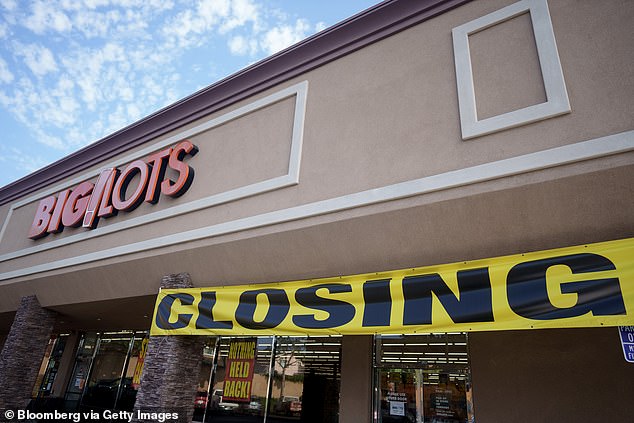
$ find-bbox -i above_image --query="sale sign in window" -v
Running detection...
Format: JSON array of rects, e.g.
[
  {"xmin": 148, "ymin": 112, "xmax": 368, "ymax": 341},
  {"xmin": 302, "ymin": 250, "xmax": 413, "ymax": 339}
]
[{"xmin": 223, "ymin": 338, "xmax": 256, "ymax": 402}]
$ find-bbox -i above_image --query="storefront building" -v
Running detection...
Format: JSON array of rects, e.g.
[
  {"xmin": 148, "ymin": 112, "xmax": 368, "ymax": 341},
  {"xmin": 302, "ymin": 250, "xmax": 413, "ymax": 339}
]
[{"xmin": 0, "ymin": 0, "xmax": 633, "ymax": 422}]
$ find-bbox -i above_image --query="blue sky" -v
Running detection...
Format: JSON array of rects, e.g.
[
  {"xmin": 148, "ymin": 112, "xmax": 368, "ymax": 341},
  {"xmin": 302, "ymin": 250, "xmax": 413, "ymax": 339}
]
[{"xmin": 0, "ymin": 0, "xmax": 378, "ymax": 188}]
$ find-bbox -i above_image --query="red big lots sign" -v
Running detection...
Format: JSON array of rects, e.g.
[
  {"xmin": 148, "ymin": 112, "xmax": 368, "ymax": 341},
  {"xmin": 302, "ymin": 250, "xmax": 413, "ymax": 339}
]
[{"xmin": 28, "ymin": 140, "xmax": 198, "ymax": 239}]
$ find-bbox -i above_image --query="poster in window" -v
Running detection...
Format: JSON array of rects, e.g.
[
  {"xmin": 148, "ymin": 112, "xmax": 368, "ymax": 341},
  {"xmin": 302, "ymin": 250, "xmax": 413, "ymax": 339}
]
[{"xmin": 223, "ymin": 338, "xmax": 256, "ymax": 402}]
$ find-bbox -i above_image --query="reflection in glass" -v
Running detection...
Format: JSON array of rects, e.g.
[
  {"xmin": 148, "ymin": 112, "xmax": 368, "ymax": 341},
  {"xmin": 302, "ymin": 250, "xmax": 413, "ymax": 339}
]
[
  {"xmin": 374, "ymin": 333, "xmax": 474, "ymax": 423},
  {"xmin": 117, "ymin": 336, "xmax": 147, "ymax": 410},
  {"xmin": 65, "ymin": 333, "xmax": 98, "ymax": 410},
  {"xmin": 199, "ymin": 336, "xmax": 272, "ymax": 423},
  {"xmin": 268, "ymin": 336, "xmax": 341, "ymax": 423},
  {"xmin": 197, "ymin": 336, "xmax": 342, "ymax": 423},
  {"xmin": 76, "ymin": 332, "xmax": 148, "ymax": 412},
  {"xmin": 32, "ymin": 335, "xmax": 68, "ymax": 399}
]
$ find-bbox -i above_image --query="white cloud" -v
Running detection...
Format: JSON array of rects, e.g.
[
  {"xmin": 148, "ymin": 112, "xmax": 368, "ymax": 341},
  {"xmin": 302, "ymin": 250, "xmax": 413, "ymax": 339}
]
[
  {"xmin": 228, "ymin": 34, "xmax": 259, "ymax": 56},
  {"xmin": 107, "ymin": 103, "xmax": 128, "ymax": 133},
  {"xmin": 76, "ymin": 75, "xmax": 100, "ymax": 110},
  {"xmin": 0, "ymin": 56, "xmax": 13, "ymax": 83},
  {"xmin": 220, "ymin": 0, "xmax": 259, "ymax": 34},
  {"xmin": 32, "ymin": 127, "xmax": 66, "ymax": 150},
  {"xmin": 0, "ymin": 0, "xmax": 331, "ymax": 166},
  {"xmin": 24, "ymin": 1, "xmax": 72, "ymax": 34},
  {"xmin": 0, "ymin": 22, "xmax": 8, "ymax": 39},
  {"xmin": 0, "ymin": 0, "xmax": 17, "ymax": 11},
  {"xmin": 72, "ymin": 9, "xmax": 117, "ymax": 38},
  {"xmin": 199, "ymin": 0, "xmax": 231, "ymax": 23},
  {"xmin": 81, "ymin": 0, "xmax": 111, "ymax": 9},
  {"xmin": 101, "ymin": 42, "xmax": 125, "ymax": 62},
  {"xmin": 0, "ymin": 145, "xmax": 50, "ymax": 173},
  {"xmin": 315, "ymin": 21, "xmax": 327, "ymax": 32},
  {"xmin": 59, "ymin": 42, "xmax": 129, "ymax": 110},
  {"xmin": 119, "ymin": 85, "xmax": 133, "ymax": 101},
  {"xmin": 17, "ymin": 44, "xmax": 58, "ymax": 77},
  {"xmin": 126, "ymin": 102, "xmax": 141, "ymax": 120},
  {"xmin": 163, "ymin": 0, "xmax": 259, "ymax": 49},
  {"xmin": 261, "ymin": 18, "xmax": 311, "ymax": 55},
  {"xmin": 228, "ymin": 35, "xmax": 248, "ymax": 55}
]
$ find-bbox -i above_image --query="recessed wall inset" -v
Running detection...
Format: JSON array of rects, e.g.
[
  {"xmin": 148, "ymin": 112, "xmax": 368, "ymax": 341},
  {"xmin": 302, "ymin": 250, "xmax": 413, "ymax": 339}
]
[
  {"xmin": 452, "ymin": 0, "xmax": 570, "ymax": 139},
  {"xmin": 469, "ymin": 11, "xmax": 546, "ymax": 120}
]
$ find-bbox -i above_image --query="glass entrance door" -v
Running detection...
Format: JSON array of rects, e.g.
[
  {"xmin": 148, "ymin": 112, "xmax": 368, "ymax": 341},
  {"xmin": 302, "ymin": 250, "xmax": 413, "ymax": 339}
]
[
  {"xmin": 197, "ymin": 336, "xmax": 342, "ymax": 423},
  {"xmin": 64, "ymin": 331, "xmax": 148, "ymax": 412},
  {"xmin": 376, "ymin": 368, "xmax": 424, "ymax": 422},
  {"xmin": 374, "ymin": 334, "xmax": 475, "ymax": 423}
]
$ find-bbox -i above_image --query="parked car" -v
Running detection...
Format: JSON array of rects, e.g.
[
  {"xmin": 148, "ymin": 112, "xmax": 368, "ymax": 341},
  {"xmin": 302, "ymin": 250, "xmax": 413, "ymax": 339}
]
[
  {"xmin": 82, "ymin": 377, "xmax": 137, "ymax": 411},
  {"xmin": 194, "ymin": 391, "xmax": 208, "ymax": 409},
  {"xmin": 281, "ymin": 396, "xmax": 302, "ymax": 416},
  {"xmin": 210, "ymin": 389, "xmax": 239, "ymax": 411},
  {"xmin": 248, "ymin": 396, "xmax": 263, "ymax": 413}
]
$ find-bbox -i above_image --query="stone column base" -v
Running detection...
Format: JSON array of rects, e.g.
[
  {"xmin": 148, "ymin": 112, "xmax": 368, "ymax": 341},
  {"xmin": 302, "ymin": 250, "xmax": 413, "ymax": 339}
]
[
  {"xmin": 0, "ymin": 295, "xmax": 57, "ymax": 410},
  {"xmin": 133, "ymin": 273, "xmax": 204, "ymax": 423}
]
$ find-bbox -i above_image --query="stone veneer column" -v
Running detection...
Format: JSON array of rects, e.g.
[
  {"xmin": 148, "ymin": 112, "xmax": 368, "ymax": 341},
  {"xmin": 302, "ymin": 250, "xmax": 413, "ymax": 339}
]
[
  {"xmin": 133, "ymin": 273, "xmax": 204, "ymax": 423},
  {"xmin": 0, "ymin": 295, "xmax": 57, "ymax": 410}
]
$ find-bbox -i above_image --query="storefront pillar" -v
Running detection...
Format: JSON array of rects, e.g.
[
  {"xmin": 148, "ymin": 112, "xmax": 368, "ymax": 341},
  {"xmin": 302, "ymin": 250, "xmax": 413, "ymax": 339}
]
[
  {"xmin": 50, "ymin": 331, "xmax": 80, "ymax": 398},
  {"xmin": 339, "ymin": 335, "xmax": 373, "ymax": 423},
  {"xmin": 0, "ymin": 295, "xmax": 57, "ymax": 410},
  {"xmin": 133, "ymin": 273, "xmax": 204, "ymax": 423}
]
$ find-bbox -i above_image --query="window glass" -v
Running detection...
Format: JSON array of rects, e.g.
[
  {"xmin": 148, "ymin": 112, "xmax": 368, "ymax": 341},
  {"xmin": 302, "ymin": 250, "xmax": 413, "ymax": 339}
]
[
  {"xmin": 117, "ymin": 334, "xmax": 148, "ymax": 411},
  {"xmin": 81, "ymin": 334, "xmax": 132, "ymax": 410},
  {"xmin": 200, "ymin": 336, "xmax": 342, "ymax": 423},
  {"xmin": 65, "ymin": 333, "xmax": 98, "ymax": 410},
  {"xmin": 268, "ymin": 336, "xmax": 341, "ymax": 423},
  {"xmin": 32, "ymin": 335, "xmax": 67, "ymax": 398},
  {"xmin": 193, "ymin": 337, "xmax": 218, "ymax": 421},
  {"xmin": 375, "ymin": 333, "xmax": 474, "ymax": 423},
  {"xmin": 76, "ymin": 331, "xmax": 148, "ymax": 412},
  {"xmin": 204, "ymin": 336, "xmax": 273, "ymax": 422}
]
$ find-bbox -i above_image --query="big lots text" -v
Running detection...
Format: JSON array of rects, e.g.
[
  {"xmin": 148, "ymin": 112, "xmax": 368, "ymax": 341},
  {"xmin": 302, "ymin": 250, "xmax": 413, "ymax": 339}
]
[{"xmin": 28, "ymin": 140, "xmax": 198, "ymax": 239}]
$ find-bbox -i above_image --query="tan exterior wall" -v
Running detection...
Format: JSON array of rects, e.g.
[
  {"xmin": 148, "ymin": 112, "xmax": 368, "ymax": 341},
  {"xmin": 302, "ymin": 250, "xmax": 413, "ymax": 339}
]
[
  {"xmin": 340, "ymin": 335, "xmax": 373, "ymax": 423},
  {"xmin": 469, "ymin": 327, "xmax": 634, "ymax": 423}
]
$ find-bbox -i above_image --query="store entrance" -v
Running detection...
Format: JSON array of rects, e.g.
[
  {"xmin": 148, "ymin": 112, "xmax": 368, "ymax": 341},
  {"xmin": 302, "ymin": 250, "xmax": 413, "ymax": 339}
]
[
  {"xmin": 374, "ymin": 334, "xmax": 474, "ymax": 423},
  {"xmin": 64, "ymin": 331, "xmax": 148, "ymax": 412},
  {"xmin": 196, "ymin": 335, "xmax": 342, "ymax": 423}
]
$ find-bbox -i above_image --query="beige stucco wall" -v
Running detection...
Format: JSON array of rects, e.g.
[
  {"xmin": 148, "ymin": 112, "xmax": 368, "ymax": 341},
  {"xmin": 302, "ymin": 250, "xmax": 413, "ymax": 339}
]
[
  {"xmin": 469, "ymin": 327, "xmax": 634, "ymax": 422},
  {"xmin": 340, "ymin": 335, "xmax": 373, "ymax": 423},
  {"xmin": 0, "ymin": 0, "xmax": 632, "ymax": 321}
]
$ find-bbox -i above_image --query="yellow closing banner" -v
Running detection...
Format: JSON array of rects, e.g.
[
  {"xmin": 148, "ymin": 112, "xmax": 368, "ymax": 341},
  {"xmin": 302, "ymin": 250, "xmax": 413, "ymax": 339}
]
[{"xmin": 151, "ymin": 237, "xmax": 634, "ymax": 336}]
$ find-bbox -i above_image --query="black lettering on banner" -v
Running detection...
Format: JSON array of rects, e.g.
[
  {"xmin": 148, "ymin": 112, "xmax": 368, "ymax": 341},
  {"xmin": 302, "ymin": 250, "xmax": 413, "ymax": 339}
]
[
  {"xmin": 293, "ymin": 283, "xmax": 355, "ymax": 329},
  {"xmin": 506, "ymin": 253, "xmax": 626, "ymax": 320},
  {"xmin": 155, "ymin": 293, "xmax": 194, "ymax": 329},
  {"xmin": 196, "ymin": 291, "xmax": 233, "ymax": 330},
  {"xmin": 402, "ymin": 268, "xmax": 494, "ymax": 325},
  {"xmin": 236, "ymin": 289, "xmax": 290, "ymax": 330},
  {"xmin": 362, "ymin": 279, "xmax": 392, "ymax": 327}
]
